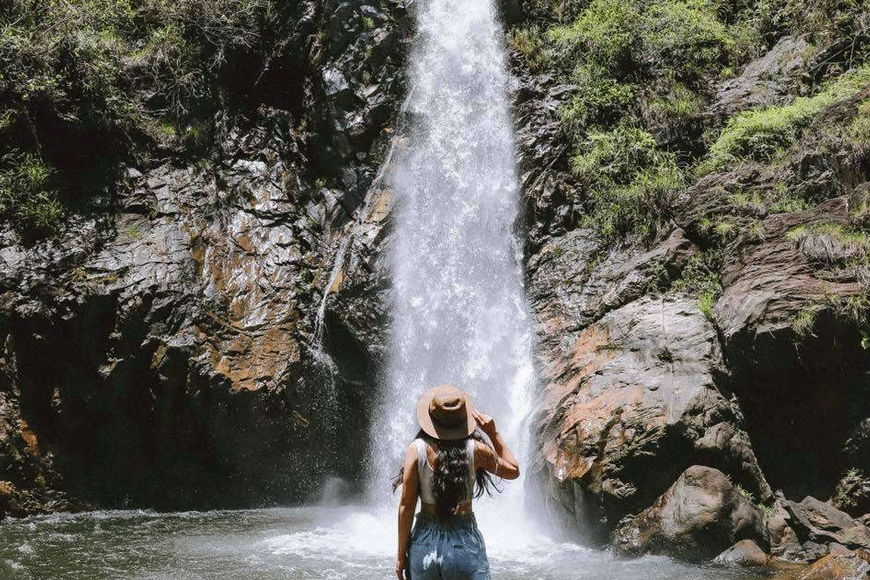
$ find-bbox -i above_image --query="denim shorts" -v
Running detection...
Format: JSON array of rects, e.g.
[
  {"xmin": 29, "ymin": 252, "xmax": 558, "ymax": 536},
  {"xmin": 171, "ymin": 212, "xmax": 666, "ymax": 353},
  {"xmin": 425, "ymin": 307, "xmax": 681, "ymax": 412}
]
[{"xmin": 408, "ymin": 512, "xmax": 490, "ymax": 580}]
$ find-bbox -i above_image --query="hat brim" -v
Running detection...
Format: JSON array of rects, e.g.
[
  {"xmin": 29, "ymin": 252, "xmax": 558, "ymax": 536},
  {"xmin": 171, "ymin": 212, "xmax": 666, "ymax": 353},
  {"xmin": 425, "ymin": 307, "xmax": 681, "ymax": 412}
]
[{"xmin": 416, "ymin": 385, "xmax": 476, "ymax": 440}]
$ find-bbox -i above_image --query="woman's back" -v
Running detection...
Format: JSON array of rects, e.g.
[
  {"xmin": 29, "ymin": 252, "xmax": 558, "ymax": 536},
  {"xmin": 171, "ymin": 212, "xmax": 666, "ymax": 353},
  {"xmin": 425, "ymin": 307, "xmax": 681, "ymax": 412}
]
[{"xmin": 414, "ymin": 438, "xmax": 475, "ymax": 506}]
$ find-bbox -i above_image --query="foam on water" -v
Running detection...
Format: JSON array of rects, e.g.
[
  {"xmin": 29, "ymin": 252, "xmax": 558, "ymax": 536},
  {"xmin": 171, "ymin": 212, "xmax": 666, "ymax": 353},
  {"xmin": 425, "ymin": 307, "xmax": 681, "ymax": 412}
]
[{"xmin": 0, "ymin": 508, "xmax": 764, "ymax": 579}]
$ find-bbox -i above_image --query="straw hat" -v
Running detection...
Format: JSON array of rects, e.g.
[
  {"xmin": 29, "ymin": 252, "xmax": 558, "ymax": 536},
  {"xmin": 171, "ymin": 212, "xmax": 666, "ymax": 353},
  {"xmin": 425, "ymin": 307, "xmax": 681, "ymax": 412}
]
[{"xmin": 417, "ymin": 384, "xmax": 476, "ymax": 440}]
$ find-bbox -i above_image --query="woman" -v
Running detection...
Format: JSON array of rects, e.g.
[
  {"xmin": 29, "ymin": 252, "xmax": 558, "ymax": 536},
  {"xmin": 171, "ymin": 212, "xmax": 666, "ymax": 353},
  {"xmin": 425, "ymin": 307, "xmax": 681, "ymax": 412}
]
[{"xmin": 394, "ymin": 383, "xmax": 520, "ymax": 580}]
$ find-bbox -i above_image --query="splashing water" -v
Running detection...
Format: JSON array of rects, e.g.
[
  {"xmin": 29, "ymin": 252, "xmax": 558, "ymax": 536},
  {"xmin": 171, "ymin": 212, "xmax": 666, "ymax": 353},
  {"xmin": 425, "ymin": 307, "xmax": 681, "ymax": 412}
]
[
  {"xmin": 0, "ymin": 509, "xmax": 764, "ymax": 580},
  {"xmin": 369, "ymin": 0, "xmax": 535, "ymax": 508}
]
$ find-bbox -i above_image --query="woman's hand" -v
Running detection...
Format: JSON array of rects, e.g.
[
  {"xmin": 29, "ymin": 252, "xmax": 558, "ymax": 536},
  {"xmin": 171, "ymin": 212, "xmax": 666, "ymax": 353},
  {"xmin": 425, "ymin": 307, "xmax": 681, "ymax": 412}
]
[
  {"xmin": 396, "ymin": 554, "xmax": 407, "ymax": 580},
  {"xmin": 473, "ymin": 409, "xmax": 497, "ymax": 439}
]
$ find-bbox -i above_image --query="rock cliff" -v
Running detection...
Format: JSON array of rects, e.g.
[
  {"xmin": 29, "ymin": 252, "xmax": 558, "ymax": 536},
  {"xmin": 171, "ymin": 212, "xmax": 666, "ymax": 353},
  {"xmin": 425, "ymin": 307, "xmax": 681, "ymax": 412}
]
[
  {"xmin": 515, "ymin": 0, "xmax": 870, "ymax": 565},
  {"xmin": 0, "ymin": 0, "xmax": 408, "ymax": 514}
]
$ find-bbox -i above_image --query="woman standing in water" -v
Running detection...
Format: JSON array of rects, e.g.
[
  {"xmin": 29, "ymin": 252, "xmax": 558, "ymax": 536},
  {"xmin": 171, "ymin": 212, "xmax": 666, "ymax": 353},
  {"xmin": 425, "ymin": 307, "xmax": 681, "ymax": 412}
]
[{"xmin": 394, "ymin": 383, "xmax": 520, "ymax": 580}]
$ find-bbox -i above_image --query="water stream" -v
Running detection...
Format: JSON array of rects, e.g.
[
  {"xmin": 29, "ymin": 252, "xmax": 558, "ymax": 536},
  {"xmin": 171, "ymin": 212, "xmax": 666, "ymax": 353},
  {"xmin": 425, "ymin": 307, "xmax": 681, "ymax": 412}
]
[{"xmin": 369, "ymin": 0, "xmax": 534, "ymax": 503}]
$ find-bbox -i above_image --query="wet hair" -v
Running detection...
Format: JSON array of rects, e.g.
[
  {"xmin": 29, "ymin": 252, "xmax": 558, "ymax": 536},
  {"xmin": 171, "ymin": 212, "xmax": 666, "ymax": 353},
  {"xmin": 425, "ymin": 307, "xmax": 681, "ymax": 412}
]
[{"xmin": 392, "ymin": 428, "xmax": 500, "ymax": 518}]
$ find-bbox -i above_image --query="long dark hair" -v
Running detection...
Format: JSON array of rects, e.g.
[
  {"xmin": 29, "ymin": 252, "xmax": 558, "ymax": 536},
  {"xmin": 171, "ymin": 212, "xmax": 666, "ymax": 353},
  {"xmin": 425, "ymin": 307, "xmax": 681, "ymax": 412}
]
[{"xmin": 393, "ymin": 428, "xmax": 500, "ymax": 518}]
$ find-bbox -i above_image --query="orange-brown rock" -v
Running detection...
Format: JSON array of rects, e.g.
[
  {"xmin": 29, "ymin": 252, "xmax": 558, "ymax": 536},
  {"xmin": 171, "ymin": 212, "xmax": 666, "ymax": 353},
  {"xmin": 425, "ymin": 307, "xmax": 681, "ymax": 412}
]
[
  {"xmin": 771, "ymin": 552, "xmax": 870, "ymax": 580},
  {"xmin": 529, "ymin": 292, "xmax": 770, "ymax": 541}
]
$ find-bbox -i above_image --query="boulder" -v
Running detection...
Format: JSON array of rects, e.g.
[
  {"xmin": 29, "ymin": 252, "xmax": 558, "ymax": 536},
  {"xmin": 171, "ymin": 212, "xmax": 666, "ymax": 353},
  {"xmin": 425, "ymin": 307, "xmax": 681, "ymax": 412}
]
[
  {"xmin": 771, "ymin": 552, "xmax": 870, "ymax": 580},
  {"xmin": 530, "ymin": 293, "xmax": 771, "ymax": 541},
  {"xmin": 715, "ymin": 539, "xmax": 771, "ymax": 567},
  {"xmin": 612, "ymin": 465, "xmax": 768, "ymax": 562},
  {"xmin": 785, "ymin": 497, "xmax": 870, "ymax": 552},
  {"xmin": 768, "ymin": 493, "xmax": 808, "ymax": 560}
]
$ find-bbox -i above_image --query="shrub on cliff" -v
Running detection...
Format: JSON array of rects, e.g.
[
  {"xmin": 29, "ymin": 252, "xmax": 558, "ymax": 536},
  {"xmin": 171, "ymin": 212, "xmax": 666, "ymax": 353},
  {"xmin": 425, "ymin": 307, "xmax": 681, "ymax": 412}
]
[
  {"xmin": 0, "ymin": 151, "xmax": 64, "ymax": 241},
  {"xmin": 573, "ymin": 123, "xmax": 684, "ymax": 239},
  {"xmin": 754, "ymin": 0, "xmax": 870, "ymax": 55},
  {"xmin": 549, "ymin": 0, "xmax": 752, "ymax": 126},
  {"xmin": 0, "ymin": 0, "xmax": 270, "ymax": 241},
  {"xmin": 534, "ymin": 0, "xmax": 753, "ymax": 240}
]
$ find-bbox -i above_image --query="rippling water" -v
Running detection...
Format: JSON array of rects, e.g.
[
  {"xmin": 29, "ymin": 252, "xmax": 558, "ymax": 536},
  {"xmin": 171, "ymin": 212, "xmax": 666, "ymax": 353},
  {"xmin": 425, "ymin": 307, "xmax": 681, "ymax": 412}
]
[{"xmin": 0, "ymin": 506, "xmax": 765, "ymax": 580}]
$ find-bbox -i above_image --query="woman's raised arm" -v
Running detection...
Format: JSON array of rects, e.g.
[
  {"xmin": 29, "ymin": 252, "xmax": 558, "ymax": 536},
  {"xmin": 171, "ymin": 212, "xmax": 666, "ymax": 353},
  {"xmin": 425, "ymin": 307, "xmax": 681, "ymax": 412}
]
[{"xmin": 472, "ymin": 410, "xmax": 519, "ymax": 480}]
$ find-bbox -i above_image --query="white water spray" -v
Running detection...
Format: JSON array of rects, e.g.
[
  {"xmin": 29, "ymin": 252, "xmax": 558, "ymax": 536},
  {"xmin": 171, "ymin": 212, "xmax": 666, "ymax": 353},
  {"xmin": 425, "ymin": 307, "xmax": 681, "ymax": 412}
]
[{"xmin": 369, "ymin": 0, "xmax": 536, "ymax": 515}]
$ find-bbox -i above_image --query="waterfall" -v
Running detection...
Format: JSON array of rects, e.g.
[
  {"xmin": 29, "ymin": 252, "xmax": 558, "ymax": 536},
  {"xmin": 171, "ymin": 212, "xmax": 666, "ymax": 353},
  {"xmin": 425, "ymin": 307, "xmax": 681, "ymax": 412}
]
[{"xmin": 369, "ymin": 0, "xmax": 535, "ymax": 505}]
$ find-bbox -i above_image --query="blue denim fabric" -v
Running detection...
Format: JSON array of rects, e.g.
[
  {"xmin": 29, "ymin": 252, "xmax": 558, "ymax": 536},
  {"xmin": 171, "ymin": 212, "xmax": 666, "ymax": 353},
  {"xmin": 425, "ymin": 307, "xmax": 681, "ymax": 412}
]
[{"xmin": 408, "ymin": 512, "xmax": 490, "ymax": 580}]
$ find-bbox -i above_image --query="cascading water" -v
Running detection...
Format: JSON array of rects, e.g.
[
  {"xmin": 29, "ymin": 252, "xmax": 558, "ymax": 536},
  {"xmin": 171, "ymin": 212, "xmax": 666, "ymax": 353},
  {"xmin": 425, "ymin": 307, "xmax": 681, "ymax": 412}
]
[{"xmin": 369, "ymin": 0, "xmax": 535, "ymax": 505}]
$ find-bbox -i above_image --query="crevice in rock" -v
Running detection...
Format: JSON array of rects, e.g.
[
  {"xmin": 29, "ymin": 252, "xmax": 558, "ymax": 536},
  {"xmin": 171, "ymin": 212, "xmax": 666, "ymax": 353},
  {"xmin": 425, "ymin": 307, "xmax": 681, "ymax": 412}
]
[{"xmin": 726, "ymin": 310, "xmax": 870, "ymax": 501}]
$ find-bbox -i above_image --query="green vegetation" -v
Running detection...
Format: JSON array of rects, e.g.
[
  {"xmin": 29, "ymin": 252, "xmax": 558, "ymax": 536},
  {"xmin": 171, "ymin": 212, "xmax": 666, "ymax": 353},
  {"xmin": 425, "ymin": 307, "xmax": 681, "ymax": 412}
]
[
  {"xmin": 786, "ymin": 223, "xmax": 870, "ymax": 247},
  {"xmin": 848, "ymin": 99, "xmax": 870, "ymax": 147},
  {"xmin": 0, "ymin": 0, "xmax": 271, "ymax": 241},
  {"xmin": 790, "ymin": 308, "xmax": 818, "ymax": 337},
  {"xmin": 0, "ymin": 151, "xmax": 64, "ymax": 240},
  {"xmin": 728, "ymin": 191, "xmax": 766, "ymax": 213},
  {"xmin": 546, "ymin": 0, "xmax": 755, "ymax": 131},
  {"xmin": 642, "ymin": 82, "xmax": 706, "ymax": 129},
  {"xmin": 509, "ymin": 0, "xmax": 870, "ymax": 244},
  {"xmin": 701, "ymin": 66, "xmax": 870, "ymax": 173},
  {"xmin": 734, "ymin": 483, "xmax": 755, "ymax": 503},
  {"xmin": 696, "ymin": 291, "xmax": 715, "ymax": 321},
  {"xmin": 753, "ymin": 0, "xmax": 870, "ymax": 58},
  {"xmin": 572, "ymin": 124, "xmax": 684, "ymax": 239},
  {"xmin": 557, "ymin": 64, "xmax": 634, "ymax": 130},
  {"xmin": 508, "ymin": 26, "xmax": 551, "ymax": 74},
  {"xmin": 786, "ymin": 223, "xmax": 870, "ymax": 265},
  {"xmin": 671, "ymin": 250, "xmax": 723, "ymax": 320},
  {"xmin": 548, "ymin": 0, "xmax": 747, "ymax": 85},
  {"xmin": 728, "ymin": 186, "xmax": 812, "ymax": 216},
  {"xmin": 514, "ymin": 0, "xmax": 761, "ymax": 240}
]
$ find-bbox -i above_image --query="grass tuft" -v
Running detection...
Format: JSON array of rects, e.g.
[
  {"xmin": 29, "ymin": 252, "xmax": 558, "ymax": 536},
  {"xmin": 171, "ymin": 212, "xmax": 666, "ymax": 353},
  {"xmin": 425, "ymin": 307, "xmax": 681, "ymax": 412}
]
[
  {"xmin": 0, "ymin": 151, "xmax": 65, "ymax": 241},
  {"xmin": 700, "ymin": 66, "xmax": 870, "ymax": 174}
]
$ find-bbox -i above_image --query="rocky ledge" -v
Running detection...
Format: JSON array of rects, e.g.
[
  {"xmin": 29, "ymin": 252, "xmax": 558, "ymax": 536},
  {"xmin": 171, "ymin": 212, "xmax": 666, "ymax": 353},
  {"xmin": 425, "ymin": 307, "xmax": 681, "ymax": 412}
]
[{"xmin": 516, "ymin": 2, "xmax": 870, "ymax": 576}]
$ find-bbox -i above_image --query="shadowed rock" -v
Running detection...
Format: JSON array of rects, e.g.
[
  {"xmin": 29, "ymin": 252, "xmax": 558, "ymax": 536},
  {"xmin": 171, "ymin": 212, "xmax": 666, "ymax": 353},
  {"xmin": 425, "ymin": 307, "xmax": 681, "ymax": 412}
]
[
  {"xmin": 612, "ymin": 465, "xmax": 768, "ymax": 562},
  {"xmin": 785, "ymin": 497, "xmax": 870, "ymax": 553},
  {"xmin": 768, "ymin": 493, "xmax": 807, "ymax": 560}
]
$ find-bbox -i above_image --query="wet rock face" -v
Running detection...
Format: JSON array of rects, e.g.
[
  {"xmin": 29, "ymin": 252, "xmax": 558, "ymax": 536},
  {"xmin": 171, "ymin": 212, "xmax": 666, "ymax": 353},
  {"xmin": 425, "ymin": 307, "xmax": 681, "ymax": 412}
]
[
  {"xmin": 0, "ymin": 0, "xmax": 410, "ymax": 514},
  {"xmin": 612, "ymin": 466, "xmax": 768, "ymax": 562},
  {"xmin": 529, "ymin": 292, "xmax": 770, "ymax": 541},
  {"xmin": 308, "ymin": 0, "xmax": 410, "ymax": 222},
  {"xmin": 0, "ymin": 124, "xmax": 333, "ymax": 510}
]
